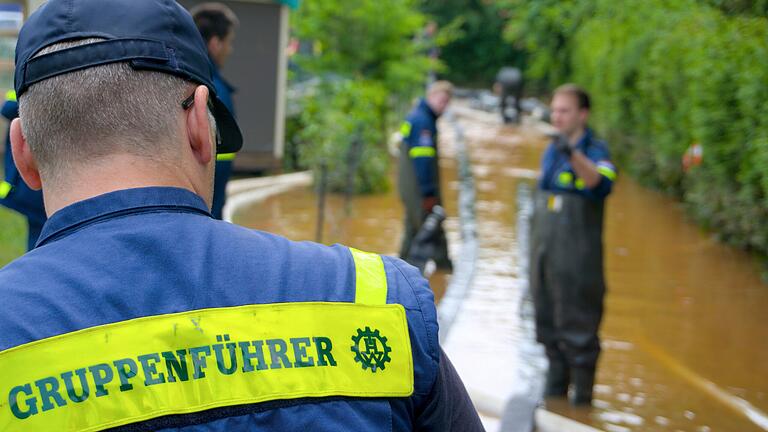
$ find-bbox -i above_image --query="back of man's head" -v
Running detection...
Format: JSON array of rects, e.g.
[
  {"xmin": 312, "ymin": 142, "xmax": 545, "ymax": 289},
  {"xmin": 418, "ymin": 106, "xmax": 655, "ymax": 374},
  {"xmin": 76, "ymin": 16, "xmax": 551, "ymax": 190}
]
[
  {"xmin": 553, "ymin": 83, "xmax": 591, "ymax": 111},
  {"xmin": 427, "ymin": 80, "xmax": 454, "ymax": 99},
  {"xmin": 19, "ymin": 39, "xmax": 193, "ymax": 184},
  {"xmin": 426, "ymin": 80, "xmax": 453, "ymax": 116},
  {"xmin": 190, "ymin": 3, "xmax": 239, "ymax": 43}
]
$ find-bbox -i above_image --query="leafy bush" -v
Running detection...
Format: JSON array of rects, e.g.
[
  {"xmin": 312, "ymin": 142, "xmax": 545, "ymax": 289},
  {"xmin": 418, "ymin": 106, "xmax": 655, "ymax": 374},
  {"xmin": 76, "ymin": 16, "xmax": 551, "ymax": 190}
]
[{"xmin": 297, "ymin": 80, "xmax": 390, "ymax": 194}]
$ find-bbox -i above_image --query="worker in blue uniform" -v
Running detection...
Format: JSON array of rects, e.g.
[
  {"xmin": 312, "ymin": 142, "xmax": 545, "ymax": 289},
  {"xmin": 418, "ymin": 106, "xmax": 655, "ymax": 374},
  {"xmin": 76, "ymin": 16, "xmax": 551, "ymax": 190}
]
[
  {"xmin": 398, "ymin": 81, "xmax": 454, "ymax": 271},
  {"xmin": 0, "ymin": 90, "xmax": 46, "ymax": 250},
  {"xmin": 529, "ymin": 84, "xmax": 617, "ymax": 406},
  {"xmin": 0, "ymin": 1, "xmax": 484, "ymax": 431},
  {"xmin": 191, "ymin": 2, "xmax": 239, "ymax": 220}
]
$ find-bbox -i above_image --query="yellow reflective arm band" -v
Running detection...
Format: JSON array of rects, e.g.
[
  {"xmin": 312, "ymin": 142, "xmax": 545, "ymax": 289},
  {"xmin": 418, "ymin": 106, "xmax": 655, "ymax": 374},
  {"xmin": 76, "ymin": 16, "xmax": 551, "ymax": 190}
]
[
  {"xmin": 5, "ymin": 90, "xmax": 16, "ymax": 102},
  {"xmin": 408, "ymin": 147, "xmax": 436, "ymax": 159},
  {"xmin": 597, "ymin": 165, "xmax": 617, "ymax": 181},
  {"xmin": 0, "ymin": 302, "xmax": 413, "ymax": 431},
  {"xmin": 216, "ymin": 153, "xmax": 236, "ymax": 161},
  {"xmin": 350, "ymin": 248, "xmax": 387, "ymax": 305},
  {"xmin": 0, "ymin": 181, "xmax": 11, "ymax": 199},
  {"xmin": 400, "ymin": 121, "xmax": 412, "ymax": 138}
]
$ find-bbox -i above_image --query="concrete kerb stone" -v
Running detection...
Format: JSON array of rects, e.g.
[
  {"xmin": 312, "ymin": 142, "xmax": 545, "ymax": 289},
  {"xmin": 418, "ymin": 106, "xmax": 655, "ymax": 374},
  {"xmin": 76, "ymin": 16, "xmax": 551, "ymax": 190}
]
[{"xmin": 222, "ymin": 171, "xmax": 312, "ymax": 223}]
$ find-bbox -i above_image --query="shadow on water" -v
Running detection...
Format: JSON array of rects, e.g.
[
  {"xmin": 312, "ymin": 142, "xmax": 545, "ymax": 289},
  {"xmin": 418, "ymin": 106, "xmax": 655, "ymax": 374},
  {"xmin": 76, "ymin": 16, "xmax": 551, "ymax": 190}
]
[{"xmin": 234, "ymin": 105, "xmax": 768, "ymax": 432}]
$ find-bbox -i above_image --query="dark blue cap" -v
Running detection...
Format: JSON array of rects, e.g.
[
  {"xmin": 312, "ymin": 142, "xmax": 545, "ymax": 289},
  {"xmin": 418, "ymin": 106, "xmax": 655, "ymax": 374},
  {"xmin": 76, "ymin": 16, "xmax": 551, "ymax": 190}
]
[{"xmin": 14, "ymin": 0, "xmax": 242, "ymax": 153}]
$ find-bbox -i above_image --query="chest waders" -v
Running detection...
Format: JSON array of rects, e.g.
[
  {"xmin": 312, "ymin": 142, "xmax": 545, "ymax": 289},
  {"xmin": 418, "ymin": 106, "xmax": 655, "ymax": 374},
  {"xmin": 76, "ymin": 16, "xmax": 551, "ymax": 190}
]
[{"xmin": 529, "ymin": 190, "xmax": 606, "ymax": 404}]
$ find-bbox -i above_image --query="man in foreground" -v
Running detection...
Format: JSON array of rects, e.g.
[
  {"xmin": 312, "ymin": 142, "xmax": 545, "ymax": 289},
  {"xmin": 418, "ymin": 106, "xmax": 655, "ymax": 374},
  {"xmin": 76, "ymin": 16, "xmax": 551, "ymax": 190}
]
[
  {"xmin": 529, "ymin": 84, "xmax": 617, "ymax": 405},
  {"xmin": 0, "ymin": 1, "xmax": 483, "ymax": 430}
]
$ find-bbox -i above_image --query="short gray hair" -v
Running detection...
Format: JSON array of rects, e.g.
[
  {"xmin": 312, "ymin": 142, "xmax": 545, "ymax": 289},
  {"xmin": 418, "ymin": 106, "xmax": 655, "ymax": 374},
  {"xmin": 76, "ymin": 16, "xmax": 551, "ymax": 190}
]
[{"xmin": 19, "ymin": 39, "xmax": 196, "ymax": 181}]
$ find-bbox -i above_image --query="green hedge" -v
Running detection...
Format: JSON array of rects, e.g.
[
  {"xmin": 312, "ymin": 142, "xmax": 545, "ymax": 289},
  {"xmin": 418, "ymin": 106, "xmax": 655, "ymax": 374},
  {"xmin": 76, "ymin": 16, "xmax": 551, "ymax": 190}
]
[{"xmin": 507, "ymin": 0, "xmax": 768, "ymax": 254}]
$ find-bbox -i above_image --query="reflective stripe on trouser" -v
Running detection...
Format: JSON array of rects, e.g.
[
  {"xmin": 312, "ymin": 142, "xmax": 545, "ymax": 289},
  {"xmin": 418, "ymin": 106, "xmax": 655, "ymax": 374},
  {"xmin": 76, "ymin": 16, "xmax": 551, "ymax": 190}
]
[
  {"xmin": 529, "ymin": 191, "xmax": 605, "ymax": 369},
  {"xmin": 0, "ymin": 250, "xmax": 412, "ymax": 431}
]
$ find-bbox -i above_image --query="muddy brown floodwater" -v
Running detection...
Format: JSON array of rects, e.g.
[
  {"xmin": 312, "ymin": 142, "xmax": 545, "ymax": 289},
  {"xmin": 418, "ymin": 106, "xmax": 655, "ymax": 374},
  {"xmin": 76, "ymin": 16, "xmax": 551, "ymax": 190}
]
[{"xmin": 235, "ymin": 106, "xmax": 768, "ymax": 432}]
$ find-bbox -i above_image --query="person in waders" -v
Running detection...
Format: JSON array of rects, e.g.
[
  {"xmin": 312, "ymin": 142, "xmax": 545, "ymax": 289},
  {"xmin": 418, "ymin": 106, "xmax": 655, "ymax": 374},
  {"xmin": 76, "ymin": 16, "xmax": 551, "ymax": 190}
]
[
  {"xmin": 398, "ymin": 81, "xmax": 454, "ymax": 272},
  {"xmin": 530, "ymin": 84, "xmax": 617, "ymax": 406}
]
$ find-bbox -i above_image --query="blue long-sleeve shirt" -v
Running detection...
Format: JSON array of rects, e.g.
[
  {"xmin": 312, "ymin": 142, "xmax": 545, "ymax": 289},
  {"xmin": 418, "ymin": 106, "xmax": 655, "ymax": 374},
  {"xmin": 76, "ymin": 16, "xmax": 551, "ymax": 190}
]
[{"xmin": 539, "ymin": 128, "xmax": 617, "ymax": 200}]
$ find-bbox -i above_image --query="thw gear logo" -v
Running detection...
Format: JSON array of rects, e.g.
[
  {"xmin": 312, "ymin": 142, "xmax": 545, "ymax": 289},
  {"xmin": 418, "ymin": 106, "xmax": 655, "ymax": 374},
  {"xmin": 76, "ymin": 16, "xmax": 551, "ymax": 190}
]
[{"xmin": 351, "ymin": 327, "xmax": 392, "ymax": 373}]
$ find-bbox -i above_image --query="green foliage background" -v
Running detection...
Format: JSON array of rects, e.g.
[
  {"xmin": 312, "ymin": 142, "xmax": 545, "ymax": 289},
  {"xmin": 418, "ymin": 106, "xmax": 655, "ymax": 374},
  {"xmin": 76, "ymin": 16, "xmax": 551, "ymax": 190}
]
[
  {"xmin": 419, "ymin": 0, "xmax": 525, "ymax": 87},
  {"xmin": 503, "ymin": 0, "xmax": 768, "ymax": 254},
  {"xmin": 289, "ymin": 0, "xmax": 433, "ymax": 193}
]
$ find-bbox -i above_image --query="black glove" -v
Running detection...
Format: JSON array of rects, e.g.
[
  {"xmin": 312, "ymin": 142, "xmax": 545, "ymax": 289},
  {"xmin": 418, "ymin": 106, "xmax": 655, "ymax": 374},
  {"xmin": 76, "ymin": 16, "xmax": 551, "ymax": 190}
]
[{"xmin": 554, "ymin": 135, "xmax": 573, "ymax": 158}]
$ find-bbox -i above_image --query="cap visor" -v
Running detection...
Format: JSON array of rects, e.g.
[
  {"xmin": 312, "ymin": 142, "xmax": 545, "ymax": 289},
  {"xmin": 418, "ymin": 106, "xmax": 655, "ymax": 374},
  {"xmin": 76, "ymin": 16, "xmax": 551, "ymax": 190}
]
[{"xmin": 211, "ymin": 96, "xmax": 243, "ymax": 154}]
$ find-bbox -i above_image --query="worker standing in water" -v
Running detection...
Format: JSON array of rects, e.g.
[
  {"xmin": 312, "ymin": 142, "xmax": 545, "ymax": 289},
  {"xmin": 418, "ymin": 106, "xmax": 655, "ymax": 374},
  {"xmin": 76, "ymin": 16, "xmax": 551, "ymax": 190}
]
[
  {"xmin": 530, "ymin": 84, "xmax": 617, "ymax": 405},
  {"xmin": 398, "ymin": 81, "xmax": 454, "ymax": 272}
]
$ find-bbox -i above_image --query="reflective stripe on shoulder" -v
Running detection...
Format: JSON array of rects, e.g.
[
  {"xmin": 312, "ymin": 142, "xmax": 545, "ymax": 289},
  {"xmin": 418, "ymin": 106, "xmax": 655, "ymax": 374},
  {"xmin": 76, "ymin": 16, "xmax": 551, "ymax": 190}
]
[
  {"xmin": 0, "ymin": 302, "xmax": 413, "ymax": 431},
  {"xmin": 597, "ymin": 163, "xmax": 617, "ymax": 181},
  {"xmin": 216, "ymin": 153, "xmax": 236, "ymax": 162},
  {"xmin": 0, "ymin": 181, "xmax": 11, "ymax": 199},
  {"xmin": 408, "ymin": 146, "xmax": 436, "ymax": 159},
  {"xmin": 350, "ymin": 247, "xmax": 387, "ymax": 305},
  {"xmin": 5, "ymin": 90, "xmax": 16, "ymax": 102}
]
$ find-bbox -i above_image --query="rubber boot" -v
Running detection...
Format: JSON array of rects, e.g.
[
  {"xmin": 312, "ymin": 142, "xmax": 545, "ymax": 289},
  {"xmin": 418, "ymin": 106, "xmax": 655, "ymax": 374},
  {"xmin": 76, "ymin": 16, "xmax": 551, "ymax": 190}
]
[
  {"xmin": 543, "ymin": 356, "xmax": 569, "ymax": 397},
  {"xmin": 569, "ymin": 367, "xmax": 596, "ymax": 406}
]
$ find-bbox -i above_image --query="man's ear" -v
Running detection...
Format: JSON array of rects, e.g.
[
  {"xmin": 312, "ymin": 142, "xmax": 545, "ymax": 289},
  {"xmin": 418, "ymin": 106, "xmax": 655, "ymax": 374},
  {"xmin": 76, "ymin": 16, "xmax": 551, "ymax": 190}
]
[
  {"xmin": 207, "ymin": 36, "xmax": 221, "ymax": 57},
  {"xmin": 581, "ymin": 108, "xmax": 590, "ymax": 121},
  {"xmin": 185, "ymin": 85, "xmax": 214, "ymax": 166},
  {"xmin": 10, "ymin": 118, "xmax": 42, "ymax": 191}
]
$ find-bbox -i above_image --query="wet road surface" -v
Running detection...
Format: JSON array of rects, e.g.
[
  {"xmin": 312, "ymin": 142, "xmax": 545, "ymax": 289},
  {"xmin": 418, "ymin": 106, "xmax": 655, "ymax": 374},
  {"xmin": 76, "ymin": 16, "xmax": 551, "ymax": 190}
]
[{"xmin": 235, "ymin": 104, "xmax": 768, "ymax": 432}]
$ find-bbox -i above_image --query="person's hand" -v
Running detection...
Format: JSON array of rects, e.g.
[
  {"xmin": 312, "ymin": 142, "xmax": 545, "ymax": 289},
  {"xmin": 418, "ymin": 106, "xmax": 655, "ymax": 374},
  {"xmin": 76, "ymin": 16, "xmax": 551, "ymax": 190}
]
[
  {"xmin": 554, "ymin": 135, "xmax": 574, "ymax": 158},
  {"xmin": 422, "ymin": 196, "xmax": 439, "ymax": 212}
]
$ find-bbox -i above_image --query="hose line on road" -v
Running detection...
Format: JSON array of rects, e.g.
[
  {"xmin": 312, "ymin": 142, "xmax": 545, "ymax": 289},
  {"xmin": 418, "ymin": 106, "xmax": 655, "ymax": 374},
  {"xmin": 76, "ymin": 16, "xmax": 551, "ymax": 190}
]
[{"xmin": 437, "ymin": 112, "xmax": 479, "ymax": 343}]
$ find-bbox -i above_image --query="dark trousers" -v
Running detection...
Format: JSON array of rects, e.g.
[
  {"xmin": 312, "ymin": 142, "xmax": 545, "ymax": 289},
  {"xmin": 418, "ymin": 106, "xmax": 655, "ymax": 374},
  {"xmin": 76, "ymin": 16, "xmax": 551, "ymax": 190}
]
[
  {"xmin": 500, "ymin": 85, "xmax": 523, "ymax": 124},
  {"xmin": 529, "ymin": 192, "xmax": 606, "ymax": 369},
  {"xmin": 211, "ymin": 160, "xmax": 233, "ymax": 220}
]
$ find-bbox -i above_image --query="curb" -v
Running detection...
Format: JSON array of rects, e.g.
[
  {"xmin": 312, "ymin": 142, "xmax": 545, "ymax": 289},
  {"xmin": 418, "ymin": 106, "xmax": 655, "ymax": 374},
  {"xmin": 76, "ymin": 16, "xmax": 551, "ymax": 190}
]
[{"xmin": 222, "ymin": 171, "xmax": 312, "ymax": 223}]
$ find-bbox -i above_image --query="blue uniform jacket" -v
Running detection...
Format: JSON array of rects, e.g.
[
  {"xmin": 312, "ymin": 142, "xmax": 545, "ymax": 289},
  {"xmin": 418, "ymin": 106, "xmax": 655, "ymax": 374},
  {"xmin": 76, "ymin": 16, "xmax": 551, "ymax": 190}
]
[
  {"xmin": 539, "ymin": 128, "xmax": 617, "ymax": 200},
  {"xmin": 0, "ymin": 187, "xmax": 482, "ymax": 431},
  {"xmin": 403, "ymin": 99, "xmax": 439, "ymax": 198},
  {"xmin": 1, "ymin": 98, "xmax": 47, "ymax": 243},
  {"xmin": 211, "ymin": 61, "xmax": 236, "ymax": 115}
]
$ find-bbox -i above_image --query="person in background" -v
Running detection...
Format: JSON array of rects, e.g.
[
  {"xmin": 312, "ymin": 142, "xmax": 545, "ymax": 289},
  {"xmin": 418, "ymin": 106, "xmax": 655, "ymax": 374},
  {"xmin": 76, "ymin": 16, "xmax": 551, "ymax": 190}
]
[
  {"xmin": 398, "ymin": 81, "xmax": 454, "ymax": 272},
  {"xmin": 191, "ymin": 2, "xmax": 238, "ymax": 220},
  {"xmin": 529, "ymin": 84, "xmax": 617, "ymax": 405},
  {"xmin": 0, "ymin": 89, "xmax": 46, "ymax": 250},
  {"xmin": 495, "ymin": 67, "xmax": 523, "ymax": 124}
]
